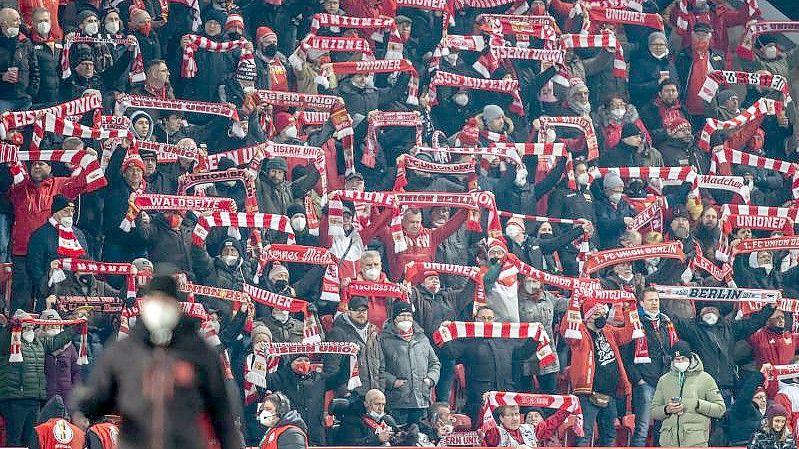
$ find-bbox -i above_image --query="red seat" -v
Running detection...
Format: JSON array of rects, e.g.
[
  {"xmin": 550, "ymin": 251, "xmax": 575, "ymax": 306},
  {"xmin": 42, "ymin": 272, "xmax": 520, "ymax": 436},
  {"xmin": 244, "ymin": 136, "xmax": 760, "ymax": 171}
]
[{"xmin": 320, "ymin": 314, "xmax": 335, "ymax": 333}]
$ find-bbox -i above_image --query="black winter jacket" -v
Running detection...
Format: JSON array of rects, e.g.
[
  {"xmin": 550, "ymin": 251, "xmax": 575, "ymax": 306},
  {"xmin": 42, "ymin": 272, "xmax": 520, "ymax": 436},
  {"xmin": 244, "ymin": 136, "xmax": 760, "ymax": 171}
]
[
  {"xmin": 0, "ymin": 33, "xmax": 38, "ymax": 101},
  {"xmin": 76, "ymin": 319, "xmax": 241, "ymax": 449}
]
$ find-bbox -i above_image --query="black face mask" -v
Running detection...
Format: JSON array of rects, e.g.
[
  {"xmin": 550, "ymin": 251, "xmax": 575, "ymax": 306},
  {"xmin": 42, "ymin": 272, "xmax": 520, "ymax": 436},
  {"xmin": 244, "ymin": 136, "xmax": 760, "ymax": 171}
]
[
  {"xmin": 490, "ymin": 257, "xmax": 501, "ymax": 265},
  {"xmin": 78, "ymin": 274, "xmax": 93, "ymax": 285},
  {"xmin": 593, "ymin": 316, "xmax": 607, "ymax": 329},
  {"xmin": 538, "ymin": 233, "xmax": 553, "ymax": 239},
  {"xmin": 227, "ymin": 32, "xmax": 242, "ymax": 40},
  {"xmin": 770, "ymin": 325, "xmax": 786, "ymax": 334},
  {"xmin": 274, "ymin": 280, "xmax": 288, "ymax": 291},
  {"xmin": 263, "ymin": 44, "xmax": 278, "ymax": 57}
]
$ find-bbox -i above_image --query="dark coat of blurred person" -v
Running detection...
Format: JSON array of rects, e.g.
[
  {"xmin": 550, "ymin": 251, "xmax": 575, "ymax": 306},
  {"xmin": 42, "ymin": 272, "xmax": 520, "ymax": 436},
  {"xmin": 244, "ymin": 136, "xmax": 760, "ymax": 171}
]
[{"xmin": 76, "ymin": 276, "xmax": 241, "ymax": 449}]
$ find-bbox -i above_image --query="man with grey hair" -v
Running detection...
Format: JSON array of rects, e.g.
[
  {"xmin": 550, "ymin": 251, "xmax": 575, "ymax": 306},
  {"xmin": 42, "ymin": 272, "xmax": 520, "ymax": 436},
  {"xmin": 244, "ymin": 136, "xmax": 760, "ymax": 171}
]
[{"xmin": 0, "ymin": 7, "xmax": 37, "ymax": 112}]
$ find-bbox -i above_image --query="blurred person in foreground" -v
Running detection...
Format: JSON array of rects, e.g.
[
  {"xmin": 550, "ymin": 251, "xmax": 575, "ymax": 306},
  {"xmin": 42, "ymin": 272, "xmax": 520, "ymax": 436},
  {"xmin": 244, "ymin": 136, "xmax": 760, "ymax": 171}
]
[{"xmin": 75, "ymin": 275, "xmax": 241, "ymax": 449}]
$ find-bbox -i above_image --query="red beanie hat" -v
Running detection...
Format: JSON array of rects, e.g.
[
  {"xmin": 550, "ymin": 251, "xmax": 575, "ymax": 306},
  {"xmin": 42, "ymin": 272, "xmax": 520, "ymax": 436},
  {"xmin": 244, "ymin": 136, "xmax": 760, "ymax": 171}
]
[
  {"xmin": 486, "ymin": 237, "xmax": 508, "ymax": 254},
  {"xmin": 224, "ymin": 13, "xmax": 244, "ymax": 31},
  {"xmin": 121, "ymin": 151, "xmax": 145, "ymax": 173},
  {"xmin": 273, "ymin": 112, "xmax": 295, "ymax": 133},
  {"xmin": 457, "ymin": 117, "xmax": 480, "ymax": 146},
  {"xmin": 256, "ymin": 26, "xmax": 277, "ymax": 42},
  {"xmin": 581, "ymin": 298, "xmax": 608, "ymax": 319}
]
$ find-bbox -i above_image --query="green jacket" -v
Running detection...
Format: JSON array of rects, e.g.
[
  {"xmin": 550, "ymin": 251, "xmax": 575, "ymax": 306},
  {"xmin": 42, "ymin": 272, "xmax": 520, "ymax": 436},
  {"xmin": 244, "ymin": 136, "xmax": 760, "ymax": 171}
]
[
  {"xmin": 651, "ymin": 355, "xmax": 726, "ymax": 447},
  {"xmin": 0, "ymin": 325, "xmax": 76, "ymax": 400}
]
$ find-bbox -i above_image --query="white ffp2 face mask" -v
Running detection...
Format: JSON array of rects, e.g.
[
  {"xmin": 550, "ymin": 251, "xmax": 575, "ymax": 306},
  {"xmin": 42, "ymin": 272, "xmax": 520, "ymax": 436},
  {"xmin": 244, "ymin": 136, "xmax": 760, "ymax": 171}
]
[
  {"xmin": 396, "ymin": 320, "xmax": 413, "ymax": 332},
  {"xmin": 140, "ymin": 300, "xmax": 180, "ymax": 335},
  {"xmin": 364, "ymin": 268, "xmax": 381, "ymax": 281},
  {"xmin": 674, "ymin": 360, "xmax": 690, "ymax": 372},
  {"xmin": 258, "ymin": 411, "xmax": 277, "ymax": 427}
]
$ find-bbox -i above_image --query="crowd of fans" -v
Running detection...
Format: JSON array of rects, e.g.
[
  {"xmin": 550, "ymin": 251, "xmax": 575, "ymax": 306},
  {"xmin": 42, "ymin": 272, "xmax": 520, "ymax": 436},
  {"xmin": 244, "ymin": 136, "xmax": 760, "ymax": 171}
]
[{"xmin": 0, "ymin": 0, "xmax": 798, "ymax": 447}]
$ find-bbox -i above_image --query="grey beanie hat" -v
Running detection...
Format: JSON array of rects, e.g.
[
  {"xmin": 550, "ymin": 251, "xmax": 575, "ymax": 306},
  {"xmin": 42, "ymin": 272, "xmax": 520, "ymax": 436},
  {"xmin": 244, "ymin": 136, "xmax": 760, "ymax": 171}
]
[
  {"xmin": 648, "ymin": 31, "xmax": 667, "ymax": 45},
  {"xmin": 483, "ymin": 104, "xmax": 505, "ymax": 123},
  {"xmin": 603, "ymin": 172, "xmax": 625, "ymax": 191}
]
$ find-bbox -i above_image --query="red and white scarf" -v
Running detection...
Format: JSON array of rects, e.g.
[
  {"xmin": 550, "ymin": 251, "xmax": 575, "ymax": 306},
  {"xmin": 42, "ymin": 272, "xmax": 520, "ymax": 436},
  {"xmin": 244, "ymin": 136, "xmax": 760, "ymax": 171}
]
[
  {"xmin": 698, "ymin": 98, "xmax": 783, "ymax": 152},
  {"xmin": 56, "ymin": 296, "xmax": 124, "ymax": 314},
  {"xmin": 248, "ymin": 142, "xmax": 329, "ymax": 196},
  {"xmin": 301, "ymin": 35, "xmax": 373, "ymax": 56},
  {"xmin": 30, "ymin": 113, "xmax": 133, "ymax": 152},
  {"xmin": 120, "ymin": 194, "xmax": 235, "ymax": 232},
  {"xmin": 765, "ymin": 364, "xmax": 799, "ymax": 387},
  {"xmin": 327, "ymin": 190, "xmax": 405, "ymax": 252},
  {"xmin": 439, "ymin": 432, "xmax": 483, "ymax": 446},
  {"xmin": 634, "ymin": 313, "xmax": 678, "ymax": 364},
  {"xmin": 710, "ymin": 146, "xmax": 799, "ymax": 198},
  {"xmin": 560, "ymin": 32, "xmax": 626, "ymax": 78},
  {"xmin": 14, "ymin": 149, "xmax": 107, "ymax": 191},
  {"xmin": 537, "ymin": 116, "xmax": 599, "ymax": 176},
  {"xmin": 508, "ymin": 253, "xmax": 600, "ymax": 294},
  {"xmin": 480, "ymin": 391, "xmax": 583, "ymax": 437},
  {"xmin": 699, "ymin": 70, "xmax": 792, "ymax": 103},
  {"xmin": 0, "ymin": 93, "xmax": 102, "ymax": 137},
  {"xmin": 720, "ymin": 204, "xmax": 797, "ymax": 235},
  {"xmin": 181, "ymin": 34, "xmax": 252, "ymax": 78},
  {"xmin": 655, "ymin": 284, "xmax": 781, "ymax": 302},
  {"xmin": 737, "ymin": 21, "xmax": 799, "ymax": 60},
  {"xmin": 242, "ymin": 283, "xmax": 321, "ymax": 344},
  {"xmin": 698, "ymin": 175, "xmax": 750, "ymax": 204},
  {"xmin": 325, "ymin": 59, "xmax": 419, "ymax": 104},
  {"xmin": 404, "ymin": 260, "xmax": 486, "ymax": 307},
  {"xmin": 10, "ymin": 317, "xmax": 88, "ymax": 364},
  {"xmin": 733, "ymin": 236, "xmax": 799, "ymax": 256},
  {"xmin": 310, "ymin": 13, "xmax": 400, "ymax": 47},
  {"xmin": 626, "ymin": 196, "xmax": 667, "ymax": 233},
  {"xmin": 587, "ymin": 7, "xmax": 664, "ymax": 30},
  {"xmin": 253, "ymin": 90, "xmax": 355, "ymax": 173},
  {"xmin": 177, "ymin": 169, "xmax": 258, "ymax": 212},
  {"xmin": 117, "ymin": 95, "xmax": 240, "ymax": 121},
  {"xmin": 137, "ymin": 140, "xmax": 200, "ymax": 163},
  {"xmin": 394, "ymin": 154, "xmax": 476, "ymax": 192},
  {"xmin": 491, "ymin": 142, "xmax": 569, "ymax": 157},
  {"xmin": 118, "ymin": 300, "xmax": 215, "ymax": 341},
  {"xmin": 61, "ymin": 34, "xmax": 144, "ymax": 83},
  {"xmin": 689, "ymin": 246, "xmax": 734, "ymax": 283},
  {"xmin": 433, "ymin": 321, "xmax": 555, "ymax": 366},
  {"xmin": 48, "ymin": 217, "xmax": 85, "ymax": 258},
  {"xmin": 365, "ymin": 111, "xmax": 423, "ymax": 168},
  {"xmin": 49, "ymin": 258, "xmax": 136, "ymax": 301},
  {"xmin": 418, "ymin": 144, "xmax": 523, "ymax": 166},
  {"xmin": 395, "ymin": 191, "xmax": 503, "ymax": 241},
  {"xmin": 264, "ymin": 341, "xmax": 361, "ymax": 389},
  {"xmin": 344, "ymin": 280, "xmax": 410, "ymax": 303},
  {"xmin": 582, "ymin": 241, "xmax": 684, "ymax": 275},
  {"xmin": 584, "ymin": 0, "xmax": 643, "ymax": 11},
  {"xmin": 257, "ymin": 244, "xmax": 340, "ymax": 302},
  {"xmin": 427, "ymin": 70, "xmax": 524, "ymax": 115},
  {"xmin": 592, "ymin": 166, "xmax": 700, "ymax": 200},
  {"xmin": 193, "ymin": 212, "xmax": 294, "ymax": 246}
]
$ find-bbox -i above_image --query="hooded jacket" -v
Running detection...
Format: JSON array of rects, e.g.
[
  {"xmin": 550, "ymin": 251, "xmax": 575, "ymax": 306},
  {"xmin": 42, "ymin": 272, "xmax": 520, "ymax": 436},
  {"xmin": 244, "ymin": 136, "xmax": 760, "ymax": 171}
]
[
  {"xmin": 32, "ymin": 396, "xmax": 85, "ymax": 449},
  {"xmin": 259, "ymin": 410, "xmax": 308, "ymax": 449},
  {"xmin": 76, "ymin": 319, "xmax": 240, "ymax": 449},
  {"xmin": 380, "ymin": 321, "xmax": 441, "ymax": 409},
  {"xmin": 651, "ymin": 355, "xmax": 727, "ymax": 447}
]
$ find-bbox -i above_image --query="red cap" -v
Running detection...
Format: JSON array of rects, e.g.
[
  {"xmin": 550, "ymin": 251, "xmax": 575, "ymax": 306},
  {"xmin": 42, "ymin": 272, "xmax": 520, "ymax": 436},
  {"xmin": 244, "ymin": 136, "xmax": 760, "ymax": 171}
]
[
  {"xmin": 273, "ymin": 112, "xmax": 295, "ymax": 132},
  {"xmin": 422, "ymin": 270, "xmax": 439, "ymax": 279},
  {"xmin": 224, "ymin": 13, "xmax": 244, "ymax": 31},
  {"xmin": 256, "ymin": 26, "xmax": 277, "ymax": 42}
]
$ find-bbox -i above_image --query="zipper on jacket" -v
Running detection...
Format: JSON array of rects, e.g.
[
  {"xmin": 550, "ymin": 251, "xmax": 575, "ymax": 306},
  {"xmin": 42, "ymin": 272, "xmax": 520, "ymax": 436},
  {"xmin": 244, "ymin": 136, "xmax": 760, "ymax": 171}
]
[{"xmin": 677, "ymin": 378, "xmax": 686, "ymax": 446}]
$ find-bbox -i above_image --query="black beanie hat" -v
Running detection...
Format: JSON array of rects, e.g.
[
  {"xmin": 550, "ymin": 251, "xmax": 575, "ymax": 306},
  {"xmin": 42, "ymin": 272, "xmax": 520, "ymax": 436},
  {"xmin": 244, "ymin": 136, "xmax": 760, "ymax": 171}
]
[
  {"xmin": 621, "ymin": 122, "xmax": 642, "ymax": 140},
  {"xmin": 51, "ymin": 195, "xmax": 73, "ymax": 214}
]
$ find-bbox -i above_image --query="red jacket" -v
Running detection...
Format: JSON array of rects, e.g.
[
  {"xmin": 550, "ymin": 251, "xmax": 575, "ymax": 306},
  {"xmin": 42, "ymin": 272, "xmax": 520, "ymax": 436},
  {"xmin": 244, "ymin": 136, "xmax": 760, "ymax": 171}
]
[
  {"xmin": 381, "ymin": 209, "xmax": 468, "ymax": 281},
  {"xmin": 9, "ymin": 176, "xmax": 87, "ymax": 256},
  {"xmin": 749, "ymin": 328, "xmax": 799, "ymax": 366},
  {"xmin": 559, "ymin": 309, "xmax": 635, "ymax": 397}
]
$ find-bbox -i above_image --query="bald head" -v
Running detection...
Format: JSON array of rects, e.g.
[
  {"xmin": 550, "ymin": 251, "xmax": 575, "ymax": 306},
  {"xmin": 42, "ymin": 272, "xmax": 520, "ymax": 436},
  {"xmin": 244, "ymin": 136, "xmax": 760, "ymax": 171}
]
[{"xmin": 0, "ymin": 8, "xmax": 20, "ymax": 36}]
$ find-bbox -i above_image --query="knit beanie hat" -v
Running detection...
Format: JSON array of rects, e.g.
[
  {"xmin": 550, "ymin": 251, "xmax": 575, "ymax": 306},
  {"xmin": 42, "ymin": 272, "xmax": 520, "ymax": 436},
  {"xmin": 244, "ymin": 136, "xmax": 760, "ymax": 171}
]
[
  {"xmin": 392, "ymin": 301, "xmax": 413, "ymax": 318},
  {"xmin": 603, "ymin": 172, "xmax": 624, "ymax": 191},
  {"xmin": 621, "ymin": 122, "xmax": 642, "ymax": 139},
  {"xmin": 51, "ymin": 195, "xmax": 74, "ymax": 214},
  {"xmin": 670, "ymin": 340, "xmax": 692, "ymax": 358},
  {"xmin": 483, "ymin": 104, "xmax": 505, "ymax": 123}
]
